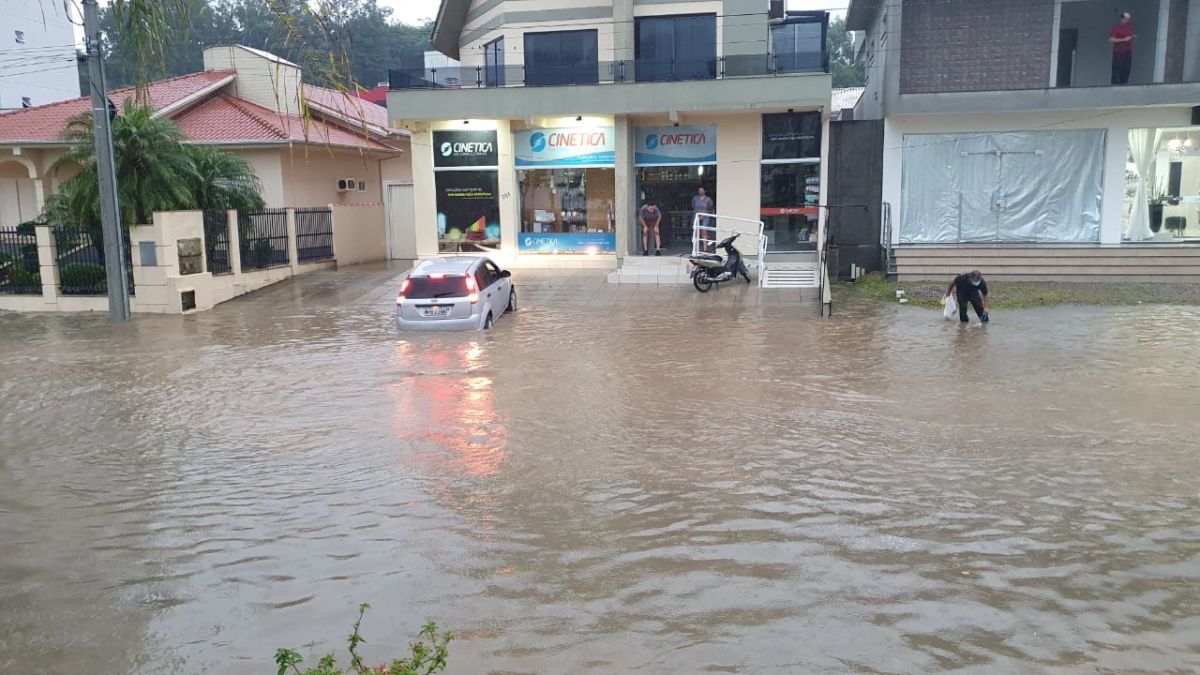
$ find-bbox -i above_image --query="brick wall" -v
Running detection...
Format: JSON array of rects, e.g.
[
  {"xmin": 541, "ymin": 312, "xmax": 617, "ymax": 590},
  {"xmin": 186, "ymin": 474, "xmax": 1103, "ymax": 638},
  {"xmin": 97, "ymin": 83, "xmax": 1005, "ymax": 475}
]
[
  {"xmin": 1164, "ymin": 0, "xmax": 1188, "ymax": 83},
  {"xmin": 900, "ymin": 0, "xmax": 1055, "ymax": 94}
]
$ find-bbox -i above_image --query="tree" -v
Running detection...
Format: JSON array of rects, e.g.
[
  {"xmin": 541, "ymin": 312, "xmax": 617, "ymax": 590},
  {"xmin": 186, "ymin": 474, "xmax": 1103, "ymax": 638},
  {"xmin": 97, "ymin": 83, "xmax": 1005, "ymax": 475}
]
[
  {"xmin": 827, "ymin": 17, "xmax": 865, "ymax": 88},
  {"xmin": 187, "ymin": 146, "xmax": 265, "ymax": 213}
]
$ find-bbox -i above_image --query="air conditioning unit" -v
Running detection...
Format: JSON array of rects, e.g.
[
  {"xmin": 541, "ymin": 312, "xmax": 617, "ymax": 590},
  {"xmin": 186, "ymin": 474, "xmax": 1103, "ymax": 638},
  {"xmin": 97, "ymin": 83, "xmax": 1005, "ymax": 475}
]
[{"xmin": 336, "ymin": 177, "xmax": 356, "ymax": 192}]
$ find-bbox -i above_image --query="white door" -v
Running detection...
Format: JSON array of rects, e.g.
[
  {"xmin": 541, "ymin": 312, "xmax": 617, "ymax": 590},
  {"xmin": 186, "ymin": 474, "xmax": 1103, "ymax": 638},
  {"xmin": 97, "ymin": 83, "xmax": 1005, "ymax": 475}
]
[{"xmin": 386, "ymin": 183, "xmax": 416, "ymax": 259}]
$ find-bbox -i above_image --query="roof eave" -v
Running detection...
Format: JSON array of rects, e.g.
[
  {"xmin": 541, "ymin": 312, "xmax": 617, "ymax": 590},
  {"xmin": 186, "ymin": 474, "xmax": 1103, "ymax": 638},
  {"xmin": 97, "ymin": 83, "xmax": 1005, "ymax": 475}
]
[
  {"xmin": 845, "ymin": 0, "xmax": 875, "ymax": 32},
  {"xmin": 430, "ymin": 0, "xmax": 467, "ymax": 61}
]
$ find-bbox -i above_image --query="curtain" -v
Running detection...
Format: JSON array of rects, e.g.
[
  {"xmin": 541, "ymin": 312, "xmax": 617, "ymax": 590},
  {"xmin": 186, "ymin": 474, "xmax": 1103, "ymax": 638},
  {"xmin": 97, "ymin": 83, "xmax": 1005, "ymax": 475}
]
[{"xmin": 1126, "ymin": 128, "xmax": 1159, "ymax": 242}]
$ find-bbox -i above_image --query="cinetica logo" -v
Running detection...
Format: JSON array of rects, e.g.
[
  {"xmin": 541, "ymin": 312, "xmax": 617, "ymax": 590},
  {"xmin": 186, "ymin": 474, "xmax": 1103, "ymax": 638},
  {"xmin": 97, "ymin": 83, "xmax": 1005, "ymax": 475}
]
[
  {"xmin": 440, "ymin": 142, "xmax": 453, "ymax": 157},
  {"xmin": 440, "ymin": 141, "xmax": 494, "ymax": 157},
  {"xmin": 530, "ymin": 132, "xmax": 547, "ymax": 153},
  {"xmin": 645, "ymin": 134, "xmax": 659, "ymax": 150}
]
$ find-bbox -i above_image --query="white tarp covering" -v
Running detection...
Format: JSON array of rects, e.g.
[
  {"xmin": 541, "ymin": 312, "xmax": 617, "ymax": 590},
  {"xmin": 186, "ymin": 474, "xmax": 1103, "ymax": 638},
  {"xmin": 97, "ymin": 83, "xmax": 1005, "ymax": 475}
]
[{"xmin": 900, "ymin": 130, "xmax": 1105, "ymax": 243}]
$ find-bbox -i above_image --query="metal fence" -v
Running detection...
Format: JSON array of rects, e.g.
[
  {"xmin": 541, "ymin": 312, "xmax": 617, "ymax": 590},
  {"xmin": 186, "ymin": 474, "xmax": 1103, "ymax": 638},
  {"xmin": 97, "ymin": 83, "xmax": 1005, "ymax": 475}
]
[
  {"xmin": 203, "ymin": 210, "xmax": 233, "ymax": 275},
  {"xmin": 237, "ymin": 209, "xmax": 290, "ymax": 271},
  {"xmin": 52, "ymin": 227, "xmax": 134, "ymax": 296},
  {"xmin": 295, "ymin": 208, "xmax": 334, "ymax": 262},
  {"xmin": 0, "ymin": 227, "xmax": 41, "ymax": 295}
]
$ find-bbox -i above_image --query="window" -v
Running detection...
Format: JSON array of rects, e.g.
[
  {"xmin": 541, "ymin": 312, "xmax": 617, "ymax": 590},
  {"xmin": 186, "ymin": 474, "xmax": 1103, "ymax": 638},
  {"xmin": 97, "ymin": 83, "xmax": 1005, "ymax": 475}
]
[
  {"xmin": 772, "ymin": 14, "xmax": 826, "ymax": 73},
  {"xmin": 14, "ymin": 30, "xmax": 25, "ymax": 44},
  {"xmin": 518, "ymin": 167, "xmax": 617, "ymax": 253},
  {"xmin": 21, "ymin": 97, "xmax": 32, "ymax": 108},
  {"xmin": 635, "ymin": 14, "xmax": 716, "ymax": 82},
  {"xmin": 404, "ymin": 275, "xmax": 470, "ymax": 300},
  {"xmin": 484, "ymin": 38, "xmax": 505, "ymax": 87},
  {"xmin": 435, "ymin": 170, "xmax": 500, "ymax": 253},
  {"xmin": 523, "ymin": 30, "xmax": 598, "ymax": 86}
]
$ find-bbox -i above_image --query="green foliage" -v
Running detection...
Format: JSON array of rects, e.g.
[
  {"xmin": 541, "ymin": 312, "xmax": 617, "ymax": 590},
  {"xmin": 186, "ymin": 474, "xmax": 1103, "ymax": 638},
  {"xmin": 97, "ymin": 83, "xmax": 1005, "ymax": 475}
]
[
  {"xmin": 99, "ymin": 0, "xmax": 433, "ymax": 90},
  {"xmin": 274, "ymin": 604, "xmax": 451, "ymax": 675},
  {"xmin": 44, "ymin": 103, "xmax": 264, "ymax": 231},
  {"xmin": 5, "ymin": 265, "xmax": 41, "ymax": 290},
  {"xmin": 252, "ymin": 238, "xmax": 273, "ymax": 266},
  {"xmin": 58, "ymin": 263, "xmax": 107, "ymax": 291},
  {"xmin": 827, "ymin": 17, "xmax": 865, "ymax": 88},
  {"xmin": 187, "ymin": 146, "xmax": 266, "ymax": 213}
]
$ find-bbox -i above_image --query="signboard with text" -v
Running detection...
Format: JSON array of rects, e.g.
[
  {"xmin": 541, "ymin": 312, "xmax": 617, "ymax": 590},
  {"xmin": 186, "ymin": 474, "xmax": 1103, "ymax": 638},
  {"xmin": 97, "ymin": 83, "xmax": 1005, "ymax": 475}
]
[
  {"xmin": 515, "ymin": 127, "xmax": 615, "ymax": 167},
  {"xmin": 761, "ymin": 112, "xmax": 822, "ymax": 160},
  {"xmin": 519, "ymin": 232, "xmax": 617, "ymax": 253},
  {"xmin": 635, "ymin": 124, "xmax": 717, "ymax": 166},
  {"xmin": 433, "ymin": 130, "xmax": 499, "ymax": 168}
]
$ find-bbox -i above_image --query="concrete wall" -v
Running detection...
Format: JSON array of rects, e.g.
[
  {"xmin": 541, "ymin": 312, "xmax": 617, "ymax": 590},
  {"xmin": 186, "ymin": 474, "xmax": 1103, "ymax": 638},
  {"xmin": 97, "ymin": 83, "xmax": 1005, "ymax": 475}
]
[
  {"xmin": 279, "ymin": 147, "xmax": 393, "ymax": 207},
  {"xmin": 331, "ymin": 203, "xmax": 388, "ymax": 265},
  {"xmin": 881, "ymin": 107, "xmax": 1194, "ymax": 249},
  {"xmin": 1165, "ymin": 0, "xmax": 1190, "ymax": 82},
  {"xmin": 230, "ymin": 148, "xmax": 286, "ymax": 208},
  {"xmin": 855, "ymin": 0, "xmax": 893, "ymax": 120},
  {"xmin": 0, "ymin": 2, "xmax": 78, "ymax": 109},
  {"xmin": 203, "ymin": 45, "xmax": 302, "ymax": 117},
  {"xmin": 0, "ymin": 175, "xmax": 38, "ymax": 227}
]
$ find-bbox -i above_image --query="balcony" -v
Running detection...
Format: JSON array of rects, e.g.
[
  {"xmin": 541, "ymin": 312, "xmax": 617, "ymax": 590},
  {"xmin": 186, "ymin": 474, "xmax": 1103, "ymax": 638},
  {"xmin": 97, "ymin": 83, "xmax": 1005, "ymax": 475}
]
[{"xmin": 388, "ymin": 54, "xmax": 828, "ymax": 92}]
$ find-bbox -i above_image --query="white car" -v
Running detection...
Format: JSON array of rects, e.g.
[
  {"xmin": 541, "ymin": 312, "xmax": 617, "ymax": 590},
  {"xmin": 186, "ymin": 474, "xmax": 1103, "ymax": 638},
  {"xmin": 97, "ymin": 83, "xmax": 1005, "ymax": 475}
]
[{"xmin": 395, "ymin": 256, "xmax": 516, "ymax": 331}]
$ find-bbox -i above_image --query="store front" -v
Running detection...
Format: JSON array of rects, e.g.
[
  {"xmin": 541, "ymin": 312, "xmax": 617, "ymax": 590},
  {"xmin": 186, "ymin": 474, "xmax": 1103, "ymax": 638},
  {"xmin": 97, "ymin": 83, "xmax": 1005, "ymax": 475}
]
[
  {"xmin": 1125, "ymin": 127, "xmax": 1200, "ymax": 241},
  {"xmin": 515, "ymin": 126, "xmax": 617, "ymax": 254},
  {"xmin": 761, "ymin": 112, "xmax": 822, "ymax": 251},
  {"xmin": 634, "ymin": 124, "xmax": 717, "ymax": 255},
  {"xmin": 432, "ymin": 129, "xmax": 501, "ymax": 253}
]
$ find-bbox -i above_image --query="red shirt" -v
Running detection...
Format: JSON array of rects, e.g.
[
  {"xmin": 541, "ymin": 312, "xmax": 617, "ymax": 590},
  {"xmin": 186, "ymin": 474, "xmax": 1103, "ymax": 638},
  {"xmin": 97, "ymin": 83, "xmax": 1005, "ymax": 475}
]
[{"xmin": 1111, "ymin": 23, "xmax": 1134, "ymax": 54}]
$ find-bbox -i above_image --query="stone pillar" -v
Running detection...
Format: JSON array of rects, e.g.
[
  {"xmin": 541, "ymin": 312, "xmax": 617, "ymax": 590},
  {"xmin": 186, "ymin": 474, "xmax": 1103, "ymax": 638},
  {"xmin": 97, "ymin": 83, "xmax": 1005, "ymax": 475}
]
[
  {"xmin": 286, "ymin": 207, "xmax": 299, "ymax": 270},
  {"xmin": 614, "ymin": 115, "xmax": 635, "ymax": 261},
  {"xmin": 227, "ymin": 210, "xmax": 242, "ymax": 275},
  {"xmin": 35, "ymin": 225, "xmax": 58, "ymax": 307}
]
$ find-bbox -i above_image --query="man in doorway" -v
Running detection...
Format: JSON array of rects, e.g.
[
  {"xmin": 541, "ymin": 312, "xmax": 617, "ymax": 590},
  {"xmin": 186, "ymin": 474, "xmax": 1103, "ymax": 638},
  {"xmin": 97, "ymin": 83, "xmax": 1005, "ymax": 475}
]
[
  {"xmin": 691, "ymin": 186, "xmax": 715, "ymax": 250},
  {"xmin": 639, "ymin": 198, "xmax": 663, "ymax": 256},
  {"xmin": 1109, "ymin": 11, "xmax": 1136, "ymax": 85},
  {"xmin": 946, "ymin": 270, "xmax": 990, "ymax": 324}
]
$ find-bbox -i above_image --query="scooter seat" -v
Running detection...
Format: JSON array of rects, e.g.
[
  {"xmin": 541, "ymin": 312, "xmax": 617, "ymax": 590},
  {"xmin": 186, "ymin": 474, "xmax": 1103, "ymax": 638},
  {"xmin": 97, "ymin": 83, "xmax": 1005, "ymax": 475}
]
[{"xmin": 690, "ymin": 253, "xmax": 722, "ymax": 262}]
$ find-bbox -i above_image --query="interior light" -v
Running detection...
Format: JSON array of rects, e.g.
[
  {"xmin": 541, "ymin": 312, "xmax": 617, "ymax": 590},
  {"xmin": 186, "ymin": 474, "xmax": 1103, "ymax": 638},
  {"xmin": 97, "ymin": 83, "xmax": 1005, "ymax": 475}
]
[
  {"xmin": 585, "ymin": 245, "xmax": 599, "ymax": 256},
  {"xmin": 698, "ymin": 165, "xmax": 705, "ymax": 176},
  {"xmin": 576, "ymin": 115, "xmax": 582, "ymax": 121}
]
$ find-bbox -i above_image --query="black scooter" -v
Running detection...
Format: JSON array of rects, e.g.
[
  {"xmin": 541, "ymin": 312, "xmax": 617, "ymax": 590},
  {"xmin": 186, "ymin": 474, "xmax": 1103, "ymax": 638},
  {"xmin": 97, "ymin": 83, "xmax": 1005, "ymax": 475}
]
[{"xmin": 688, "ymin": 233, "xmax": 751, "ymax": 292}]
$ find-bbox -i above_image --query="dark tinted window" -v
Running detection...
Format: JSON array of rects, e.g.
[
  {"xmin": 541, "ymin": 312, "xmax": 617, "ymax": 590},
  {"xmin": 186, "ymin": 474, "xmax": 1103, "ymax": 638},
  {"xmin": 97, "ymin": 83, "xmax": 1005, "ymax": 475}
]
[
  {"xmin": 484, "ymin": 38, "xmax": 505, "ymax": 87},
  {"xmin": 473, "ymin": 266, "xmax": 490, "ymax": 291},
  {"xmin": 761, "ymin": 112, "xmax": 822, "ymax": 160},
  {"xmin": 635, "ymin": 14, "xmax": 716, "ymax": 82},
  {"xmin": 524, "ymin": 30, "xmax": 598, "ymax": 85},
  {"xmin": 406, "ymin": 275, "xmax": 469, "ymax": 299},
  {"xmin": 771, "ymin": 15, "xmax": 826, "ymax": 73}
]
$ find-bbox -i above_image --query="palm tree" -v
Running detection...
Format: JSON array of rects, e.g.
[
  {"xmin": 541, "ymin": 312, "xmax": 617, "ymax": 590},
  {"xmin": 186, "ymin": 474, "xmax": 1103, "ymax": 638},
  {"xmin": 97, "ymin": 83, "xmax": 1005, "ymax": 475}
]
[
  {"xmin": 53, "ymin": 101, "xmax": 198, "ymax": 228},
  {"xmin": 187, "ymin": 146, "xmax": 266, "ymax": 213}
]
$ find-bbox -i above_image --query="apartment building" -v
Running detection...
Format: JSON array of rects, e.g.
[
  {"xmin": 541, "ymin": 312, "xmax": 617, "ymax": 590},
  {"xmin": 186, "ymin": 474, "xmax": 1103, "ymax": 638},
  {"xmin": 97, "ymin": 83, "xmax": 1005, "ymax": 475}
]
[
  {"xmin": 0, "ymin": 0, "xmax": 79, "ymax": 111},
  {"xmin": 386, "ymin": 0, "xmax": 833, "ymax": 285},
  {"xmin": 849, "ymin": 0, "xmax": 1200, "ymax": 281}
]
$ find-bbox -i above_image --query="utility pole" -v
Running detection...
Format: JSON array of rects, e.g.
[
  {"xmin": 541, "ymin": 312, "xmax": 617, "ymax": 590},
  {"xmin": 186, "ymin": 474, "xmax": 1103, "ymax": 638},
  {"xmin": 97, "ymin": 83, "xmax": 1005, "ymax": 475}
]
[{"xmin": 81, "ymin": 0, "xmax": 131, "ymax": 322}]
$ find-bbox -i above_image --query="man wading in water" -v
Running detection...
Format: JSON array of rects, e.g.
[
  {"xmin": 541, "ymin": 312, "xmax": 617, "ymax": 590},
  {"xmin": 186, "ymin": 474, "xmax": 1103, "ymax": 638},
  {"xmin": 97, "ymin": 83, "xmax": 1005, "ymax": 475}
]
[{"xmin": 946, "ymin": 270, "xmax": 990, "ymax": 324}]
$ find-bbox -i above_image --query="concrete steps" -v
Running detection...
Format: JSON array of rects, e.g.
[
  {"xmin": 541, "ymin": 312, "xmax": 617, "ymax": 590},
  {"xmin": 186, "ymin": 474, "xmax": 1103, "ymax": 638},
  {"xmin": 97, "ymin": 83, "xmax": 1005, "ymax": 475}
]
[
  {"xmin": 608, "ymin": 255, "xmax": 694, "ymax": 284},
  {"xmin": 893, "ymin": 245, "xmax": 1200, "ymax": 282}
]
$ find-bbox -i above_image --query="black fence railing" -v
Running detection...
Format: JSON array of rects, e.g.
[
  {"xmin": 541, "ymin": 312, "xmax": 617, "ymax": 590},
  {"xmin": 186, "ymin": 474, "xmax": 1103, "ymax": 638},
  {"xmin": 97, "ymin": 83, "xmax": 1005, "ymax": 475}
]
[
  {"xmin": 203, "ymin": 210, "xmax": 233, "ymax": 276},
  {"xmin": 389, "ymin": 53, "xmax": 828, "ymax": 91},
  {"xmin": 295, "ymin": 208, "xmax": 334, "ymax": 262},
  {"xmin": 238, "ymin": 209, "xmax": 290, "ymax": 271},
  {"xmin": 52, "ymin": 227, "xmax": 134, "ymax": 296},
  {"xmin": 0, "ymin": 226, "xmax": 41, "ymax": 295}
]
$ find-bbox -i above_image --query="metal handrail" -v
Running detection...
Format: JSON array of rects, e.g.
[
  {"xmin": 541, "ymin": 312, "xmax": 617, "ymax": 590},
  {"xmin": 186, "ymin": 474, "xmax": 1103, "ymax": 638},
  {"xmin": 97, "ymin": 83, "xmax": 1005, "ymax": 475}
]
[{"xmin": 690, "ymin": 213, "xmax": 768, "ymax": 287}]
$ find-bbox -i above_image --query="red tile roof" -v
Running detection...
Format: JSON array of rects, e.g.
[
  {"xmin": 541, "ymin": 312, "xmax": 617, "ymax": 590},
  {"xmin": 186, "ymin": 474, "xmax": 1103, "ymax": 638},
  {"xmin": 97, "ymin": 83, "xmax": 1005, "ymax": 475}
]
[
  {"xmin": 302, "ymin": 84, "xmax": 392, "ymax": 136},
  {"xmin": 0, "ymin": 70, "xmax": 235, "ymax": 143},
  {"xmin": 173, "ymin": 94, "xmax": 396, "ymax": 150},
  {"xmin": 351, "ymin": 85, "xmax": 388, "ymax": 106}
]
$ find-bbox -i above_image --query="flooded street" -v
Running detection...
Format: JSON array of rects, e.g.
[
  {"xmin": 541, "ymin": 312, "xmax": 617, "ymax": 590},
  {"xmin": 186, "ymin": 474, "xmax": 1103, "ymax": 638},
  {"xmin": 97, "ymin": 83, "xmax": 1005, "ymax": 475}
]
[{"xmin": 2, "ymin": 266, "xmax": 1199, "ymax": 674}]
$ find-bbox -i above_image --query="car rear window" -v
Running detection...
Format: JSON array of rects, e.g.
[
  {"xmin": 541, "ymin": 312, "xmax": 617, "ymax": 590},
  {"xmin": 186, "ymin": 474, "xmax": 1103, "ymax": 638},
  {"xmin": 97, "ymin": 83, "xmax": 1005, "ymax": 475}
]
[{"xmin": 405, "ymin": 275, "xmax": 469, "ymax": 300}]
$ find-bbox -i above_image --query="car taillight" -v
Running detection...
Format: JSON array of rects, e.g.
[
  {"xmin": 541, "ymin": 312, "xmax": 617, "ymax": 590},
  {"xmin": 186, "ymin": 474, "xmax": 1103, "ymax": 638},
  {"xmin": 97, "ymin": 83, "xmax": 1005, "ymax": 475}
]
[
  {"xmin": 465, "ymin": 275, "xmax": 479, "ymax": 304},
  {"xmin": 396, "ymin": 278, "xmax": 411, "ymax": 304}
]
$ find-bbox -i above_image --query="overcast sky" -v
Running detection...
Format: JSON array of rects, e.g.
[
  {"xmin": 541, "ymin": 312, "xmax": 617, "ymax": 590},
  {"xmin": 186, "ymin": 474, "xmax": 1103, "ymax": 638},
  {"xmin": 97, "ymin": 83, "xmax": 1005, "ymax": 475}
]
[{"xmin": 378, "ymin": 0, "xmax": 849, "ymax": 26}]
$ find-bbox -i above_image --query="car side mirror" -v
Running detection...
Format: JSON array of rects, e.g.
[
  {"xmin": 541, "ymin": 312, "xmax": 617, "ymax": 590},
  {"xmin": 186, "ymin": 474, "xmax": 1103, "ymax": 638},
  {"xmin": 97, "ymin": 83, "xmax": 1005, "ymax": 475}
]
[{"xmin": 500, "ymin": 270, "xmax": 512, "ymax": 278}]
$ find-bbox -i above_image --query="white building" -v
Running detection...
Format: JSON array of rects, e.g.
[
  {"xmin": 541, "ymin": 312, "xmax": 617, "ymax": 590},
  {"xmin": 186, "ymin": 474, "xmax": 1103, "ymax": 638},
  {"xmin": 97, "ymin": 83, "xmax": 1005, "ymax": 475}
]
[{"xmin": 0, "ymin": 0, "xmax": 80, "ymax": 111}]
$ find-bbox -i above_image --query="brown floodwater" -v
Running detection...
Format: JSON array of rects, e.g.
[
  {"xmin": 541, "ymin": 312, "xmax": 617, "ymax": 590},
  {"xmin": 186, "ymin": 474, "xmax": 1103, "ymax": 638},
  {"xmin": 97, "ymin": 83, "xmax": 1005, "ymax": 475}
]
[{"xmin": 1, "ymin": 269, "xmax": 1199, "ymax": 674}]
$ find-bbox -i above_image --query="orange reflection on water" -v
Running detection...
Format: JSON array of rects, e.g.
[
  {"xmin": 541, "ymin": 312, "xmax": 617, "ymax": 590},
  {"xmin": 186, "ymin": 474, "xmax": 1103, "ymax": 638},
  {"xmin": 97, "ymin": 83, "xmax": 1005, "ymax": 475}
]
[{"xmin": 387, "ymin": 341, "xmax": 507, "ymax": 477}]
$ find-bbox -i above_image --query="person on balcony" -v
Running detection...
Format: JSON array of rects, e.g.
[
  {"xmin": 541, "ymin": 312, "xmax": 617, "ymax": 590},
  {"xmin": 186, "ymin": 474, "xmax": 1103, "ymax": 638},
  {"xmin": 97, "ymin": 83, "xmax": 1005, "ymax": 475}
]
[{"xmin": 1109, "ymin": 12, "xmax": 1136, "ymax": 85}]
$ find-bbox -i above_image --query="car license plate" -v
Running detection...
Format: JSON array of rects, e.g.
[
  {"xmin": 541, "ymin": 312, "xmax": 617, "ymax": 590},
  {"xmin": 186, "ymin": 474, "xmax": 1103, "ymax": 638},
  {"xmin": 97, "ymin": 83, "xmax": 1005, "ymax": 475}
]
[{"xmin": 419, "ymin": 305, "xmax": 451, "ymax": 318}]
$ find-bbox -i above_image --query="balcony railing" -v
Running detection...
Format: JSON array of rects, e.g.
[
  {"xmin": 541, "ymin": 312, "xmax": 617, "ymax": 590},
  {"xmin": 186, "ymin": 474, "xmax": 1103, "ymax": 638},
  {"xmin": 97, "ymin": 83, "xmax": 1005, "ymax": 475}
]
[{"xmin": 388, "ymin": 53, "xmax": 829, "ymax": 91}]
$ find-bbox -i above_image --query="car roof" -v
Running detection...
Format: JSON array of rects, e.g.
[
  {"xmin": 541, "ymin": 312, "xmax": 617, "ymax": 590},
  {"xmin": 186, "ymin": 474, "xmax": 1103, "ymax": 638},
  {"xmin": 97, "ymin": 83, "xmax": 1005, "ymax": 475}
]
[{"xmin": 410, "ymin": 256, "xmax": 490, "ymax": 276}]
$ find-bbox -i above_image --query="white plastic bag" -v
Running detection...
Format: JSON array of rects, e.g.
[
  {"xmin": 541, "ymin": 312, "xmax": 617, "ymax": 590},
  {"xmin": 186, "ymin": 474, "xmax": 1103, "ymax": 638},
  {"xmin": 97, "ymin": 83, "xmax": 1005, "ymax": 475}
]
[{"xmin": 942, "ymin": 294, "xmax": 958, "ymax": 320}]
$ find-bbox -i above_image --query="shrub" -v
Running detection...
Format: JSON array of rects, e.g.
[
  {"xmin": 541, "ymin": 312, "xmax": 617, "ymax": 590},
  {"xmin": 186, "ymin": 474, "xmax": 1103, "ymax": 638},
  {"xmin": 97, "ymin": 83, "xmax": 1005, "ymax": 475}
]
[
  {"xmin": 274, "ymin": 604, "xmax": 450, "ymax": 675},
  {"xmin": 58, "ymin": 263, "xmax": 107, "ymax": 293},
  {"xmin": 5, "ymin": 265, "xmax": 41, "ymax": 290},
  {"xmin": 254, "ymin": 238, "xmax": 273, "ymax": 266}
]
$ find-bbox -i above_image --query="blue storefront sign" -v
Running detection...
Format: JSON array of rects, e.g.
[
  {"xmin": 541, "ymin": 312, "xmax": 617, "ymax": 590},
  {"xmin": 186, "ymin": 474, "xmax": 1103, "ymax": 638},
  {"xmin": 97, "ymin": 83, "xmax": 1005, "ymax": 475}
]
[
  {"xmin": 519, "ymin": 232, "xmax": 617, "ymax": 253},
  {"xmin": 635, "ymin": 124, "xmax": 717, "ymax": 166},
  {"xmin": 515, "ymin": 127, "xmax": 615, "ymax": 167}
]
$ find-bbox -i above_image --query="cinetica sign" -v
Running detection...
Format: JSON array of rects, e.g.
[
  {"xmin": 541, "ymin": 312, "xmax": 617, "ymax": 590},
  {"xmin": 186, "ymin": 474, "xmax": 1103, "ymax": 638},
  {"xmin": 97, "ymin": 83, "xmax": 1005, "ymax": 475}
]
[
  {"xmin": 516, "ymin": 127, "xmax": 615, "ymax": 167},
  {"xmin": 635, "ymin": 124, "xmax": 717, "ymax": 166}
]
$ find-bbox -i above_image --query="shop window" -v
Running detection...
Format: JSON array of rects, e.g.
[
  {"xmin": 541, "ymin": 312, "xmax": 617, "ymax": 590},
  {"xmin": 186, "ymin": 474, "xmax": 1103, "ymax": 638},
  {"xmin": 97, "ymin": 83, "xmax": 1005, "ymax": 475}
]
[
  {"xmin": 636, "ymin": 165, "xmax": 717, "ymax": 254},
  {"xmin": 771, "ymin": 13, "xmax": 826, "ymax": 73},
  {"xmin": 635, "ymin": 14, "xmax": 716, "ymax": 82},
  {"xmin": 484, "ymin": 37, "xmax": 505, "ymax": 87},
  {"xmin": 761, "ymin": 162, "xmax": 820, "ymax": 251},
  {"xmin": 524, "ymin": 30, "xmax": 598, "ymax": 86},
  {"xmin": 518, "ymin": 168, "xmax": 616, "ymax": 253},
  {"xmin": 435, "ymin": 170, "xmax": 500, "ymax": 253}
]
